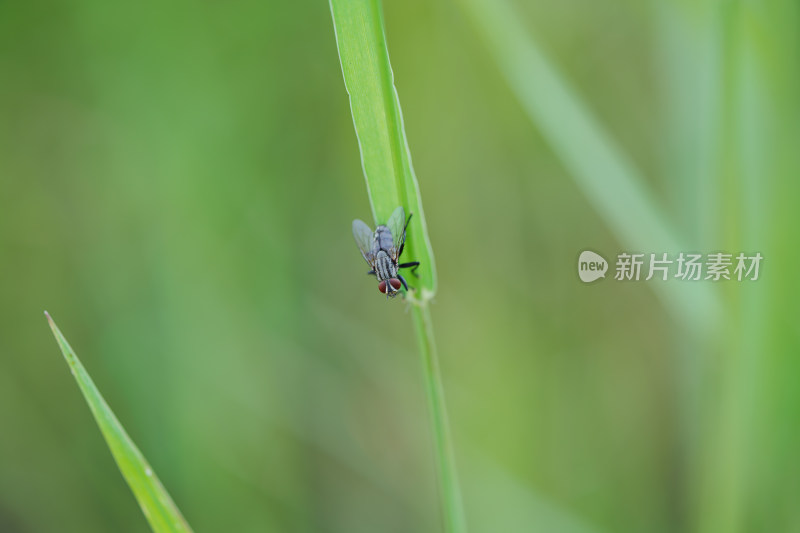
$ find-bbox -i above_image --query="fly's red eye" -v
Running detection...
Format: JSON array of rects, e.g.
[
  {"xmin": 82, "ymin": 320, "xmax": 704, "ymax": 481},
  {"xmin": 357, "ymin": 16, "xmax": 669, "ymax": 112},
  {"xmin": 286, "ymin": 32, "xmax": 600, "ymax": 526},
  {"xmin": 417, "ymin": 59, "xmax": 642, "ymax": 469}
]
[
  {"xmin": 389, "ymin": 278, "xmax": 402, "ymax": 291},
  {"xmin": 378, "ymin": 280, "xmax": 387, "ymax": 293}
]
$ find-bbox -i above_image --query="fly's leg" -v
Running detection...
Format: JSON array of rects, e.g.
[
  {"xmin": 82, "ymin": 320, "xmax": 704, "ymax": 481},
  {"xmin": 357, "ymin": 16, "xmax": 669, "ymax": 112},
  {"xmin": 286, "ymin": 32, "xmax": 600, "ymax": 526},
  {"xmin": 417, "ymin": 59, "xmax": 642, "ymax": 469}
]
[
  {"xmin": 367, "ymin": 269, "xmax": 376, "ymax": 277},
  {"xmin": 397, "ymin": 213, "xmax": 414, "ymax": 257},
  {"xmin": 398, "ymin": 261, "xmax": 420, "ymax": 278},
  {"xmin": 402, "ymin": 213, "xmax": 413, "ymax": 233},
  {"xmin": 397, "ymin": 274, "xmax": 409, "ymax": 291}
]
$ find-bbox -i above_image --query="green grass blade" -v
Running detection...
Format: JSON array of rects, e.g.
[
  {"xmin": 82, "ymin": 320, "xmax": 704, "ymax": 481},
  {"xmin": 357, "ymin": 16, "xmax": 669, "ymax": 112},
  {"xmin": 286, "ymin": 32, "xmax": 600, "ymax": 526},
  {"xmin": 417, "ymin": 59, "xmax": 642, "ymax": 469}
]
[
  {"xmin": 411, "ymin": 304, "xmax": 467, "ymax": 533},
  {"xmin": 329, "ymin": 0, "xmax": 436, "ymax": 302},
  {"xmin": 45, "ymin": 312, "xmax": 193, "ymax": 533},
  {"xmin": 458, "ymin": 0, "xmax": 720, "ymax": 332},
  {"xmin": 329, "ymin": 1, "xmax": 464, "ymax": 531}
]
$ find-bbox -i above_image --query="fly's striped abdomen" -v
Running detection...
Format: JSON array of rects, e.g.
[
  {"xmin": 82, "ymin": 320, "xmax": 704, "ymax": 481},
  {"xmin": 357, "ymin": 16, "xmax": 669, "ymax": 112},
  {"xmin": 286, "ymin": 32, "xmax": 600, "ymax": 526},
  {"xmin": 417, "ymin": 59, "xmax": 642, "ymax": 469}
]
[
  {"xmin": 374, "ymin": 251, "xmax": 398, "ymax": 281},
  {"xmin": 373, "ymin": 225, "xmax": 398, "ymax": 282}
]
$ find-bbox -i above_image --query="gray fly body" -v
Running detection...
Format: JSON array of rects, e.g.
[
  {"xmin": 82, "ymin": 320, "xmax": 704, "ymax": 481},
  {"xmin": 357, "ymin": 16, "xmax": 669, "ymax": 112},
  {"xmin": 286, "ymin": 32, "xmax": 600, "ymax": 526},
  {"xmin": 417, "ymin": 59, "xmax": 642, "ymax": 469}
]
[{"xmin": 352, "ymin": 206, "xmax": 420, "ymax": 299}]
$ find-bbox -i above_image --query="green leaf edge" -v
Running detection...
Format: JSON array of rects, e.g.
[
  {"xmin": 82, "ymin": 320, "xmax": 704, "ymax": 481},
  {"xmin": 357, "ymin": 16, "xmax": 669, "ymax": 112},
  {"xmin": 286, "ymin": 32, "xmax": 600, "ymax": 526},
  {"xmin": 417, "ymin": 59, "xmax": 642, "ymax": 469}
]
[
  {"xmin": 329, "ymin": 0, "xmax": 437, "ymax": 303},
  {"xmin": 45, "ymin": 311, "xmax": 193, "ymax": 533}
]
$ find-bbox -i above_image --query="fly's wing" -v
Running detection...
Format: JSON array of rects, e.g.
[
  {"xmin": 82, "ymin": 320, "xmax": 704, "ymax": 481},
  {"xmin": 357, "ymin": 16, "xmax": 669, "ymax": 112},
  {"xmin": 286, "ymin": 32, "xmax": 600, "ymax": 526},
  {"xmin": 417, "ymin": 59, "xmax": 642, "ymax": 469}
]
[
  {"xmin": 352, "ymin": 219, "xmax": 377, "ymax": 267},
  {"xmin": 386, "ymin": 206, "xmax": 406, "ymax": 262}
]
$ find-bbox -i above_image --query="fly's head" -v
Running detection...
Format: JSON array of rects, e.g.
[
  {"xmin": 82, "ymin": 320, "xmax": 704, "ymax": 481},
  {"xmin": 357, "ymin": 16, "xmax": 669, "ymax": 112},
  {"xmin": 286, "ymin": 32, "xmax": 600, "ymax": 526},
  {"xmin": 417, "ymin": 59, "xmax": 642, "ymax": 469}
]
[{"xmin": 378, "ymin": 278, "xmax": 403, "ymax": 298}]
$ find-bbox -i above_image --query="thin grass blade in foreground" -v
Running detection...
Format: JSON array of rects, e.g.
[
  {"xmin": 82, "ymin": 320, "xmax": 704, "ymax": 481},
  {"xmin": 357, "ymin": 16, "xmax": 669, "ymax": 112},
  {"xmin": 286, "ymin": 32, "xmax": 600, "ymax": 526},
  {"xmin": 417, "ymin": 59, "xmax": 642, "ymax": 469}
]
[
  {"xmin": 45, "ymin": 312, "xmax": 193, "ymax": 533},
  {"xmin": 328, "ymin": 1, "xmax": 465, "ymax": 531}
]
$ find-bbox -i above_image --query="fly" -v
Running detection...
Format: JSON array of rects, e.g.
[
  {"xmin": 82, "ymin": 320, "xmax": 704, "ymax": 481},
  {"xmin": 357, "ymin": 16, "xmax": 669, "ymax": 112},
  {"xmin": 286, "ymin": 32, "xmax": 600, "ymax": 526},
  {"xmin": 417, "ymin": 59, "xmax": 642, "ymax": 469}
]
[{"xmin": 352, "ymin": 206, "xmax": 420, "ymax": 298}]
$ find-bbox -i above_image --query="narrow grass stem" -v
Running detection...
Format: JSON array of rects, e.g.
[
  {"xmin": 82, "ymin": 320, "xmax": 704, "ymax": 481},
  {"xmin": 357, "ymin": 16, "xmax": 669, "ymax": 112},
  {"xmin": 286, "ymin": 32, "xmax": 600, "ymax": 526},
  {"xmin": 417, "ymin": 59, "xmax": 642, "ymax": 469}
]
[{"xmin": 411, "ymin": 303, "xmax": 466, "ymax": 533}]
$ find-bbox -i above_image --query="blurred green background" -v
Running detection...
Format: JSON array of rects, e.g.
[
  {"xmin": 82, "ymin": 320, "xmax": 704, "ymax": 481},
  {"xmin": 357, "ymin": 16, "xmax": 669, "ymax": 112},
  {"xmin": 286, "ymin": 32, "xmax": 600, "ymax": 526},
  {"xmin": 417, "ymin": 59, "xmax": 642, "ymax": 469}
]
[{"xmin": 1, "ymin": 0, "xmax": 798, "ymax": 532}]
